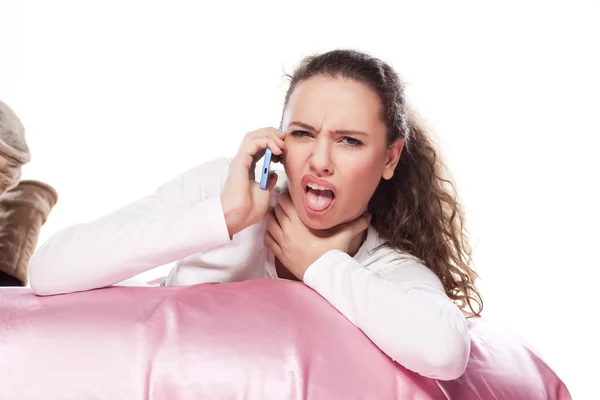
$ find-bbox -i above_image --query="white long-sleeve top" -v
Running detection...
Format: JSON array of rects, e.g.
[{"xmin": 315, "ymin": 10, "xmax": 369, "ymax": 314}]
[{"xmin": 28, "ymin": 157, "xmax": 471, "ymax": 381}]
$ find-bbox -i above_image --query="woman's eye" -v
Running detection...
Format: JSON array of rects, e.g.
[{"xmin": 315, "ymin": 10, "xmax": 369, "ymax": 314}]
[
  {"xmin": 342, "ymin": 136, "xmax": 363, "ymax": 147},
  {"xmin": 290, "ymin": 131, "xmax": 362, "ymax": 147},
  {"xmin": 291, "ymin": 130, "xmax": 312, "ymax": 138}
]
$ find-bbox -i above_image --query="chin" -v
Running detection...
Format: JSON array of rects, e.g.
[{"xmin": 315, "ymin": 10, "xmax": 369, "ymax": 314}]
[{"xmin": 298, "ymin": 214, "xmax": 338, "ymax": 231}]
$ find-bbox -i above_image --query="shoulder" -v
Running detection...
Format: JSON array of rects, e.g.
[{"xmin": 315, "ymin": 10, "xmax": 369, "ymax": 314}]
[
  {"xmin": 156, "ymin": 157, "xmax": 289, "ymax": 207},
  {"xmin": 153, "ymin": 157, "xmax": 233, "ymax": 209},
  {"xmin": 160, "ymin": 157, "xmax": 232, "ymax": 188},
  {"xmin": 360, "ymin": 226, "xmax": 445, "ymax": 291}
]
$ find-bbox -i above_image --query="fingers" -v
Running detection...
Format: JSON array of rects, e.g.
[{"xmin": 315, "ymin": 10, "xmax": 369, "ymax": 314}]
[
  {"xmin": 267, "ymin": 137, "xmax": 285, "ymax": 156},
  {"xmin": 274, "ymin": 201, "xmax": 289, "ymax": 226},
  {"xmin": 248, "ymin": 128, "xmax": 286, "ymax": 153},
  {"xmin": 243, "ymin": 136, "xmax": 283, "ymax": 159},
  {"xmin": 255, "ymin": 135, "xmax": 285, "ymax": 155},
  {"xmin": 263, "ymin": 126, "xmax": 286, "ymax": 141},
  {"xmin": 265, "ymin": 209, "xmax": 284, "ymax": 243},
  {"xmin": 235, "ymin": 127, "xmax": 287, "ymax": 171},
  {"xmin": 276, "ymin": 191, "xmax": 296, "ymax": 219},
  {"xmin": 235, "ymin": 140, "xmax": 283, "ymax": 176},
  {"xmin": 266, "ymin": 172, "xmax": 278, "ymax": 191},
  {"xmin": 264, "ymin": 231, "xmax": 282, "ymax": 258}
]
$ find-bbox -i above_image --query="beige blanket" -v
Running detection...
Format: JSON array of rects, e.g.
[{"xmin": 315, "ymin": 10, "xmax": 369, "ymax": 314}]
[{"xmin": 0, "ymin": 101, "xmax": 57, "ymax": 286}]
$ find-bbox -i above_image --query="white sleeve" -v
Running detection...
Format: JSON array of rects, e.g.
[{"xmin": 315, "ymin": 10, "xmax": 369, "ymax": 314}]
[
  {"xmin": 29, "ymin": 157, "xmax": 234, "ymax": 296},
  {"xmin": 302, "ymin": 249, "xmax": 471, "ymax": 381}
]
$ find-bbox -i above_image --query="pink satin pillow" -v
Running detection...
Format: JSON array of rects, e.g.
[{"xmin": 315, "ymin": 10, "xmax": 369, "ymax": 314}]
[{"xmin": 0, "ymin": 280, "xmax": 570, "ymax": 399}]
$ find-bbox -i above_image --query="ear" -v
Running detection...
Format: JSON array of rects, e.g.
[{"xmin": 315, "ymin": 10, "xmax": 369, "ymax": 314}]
[{"xmin": 382, "ymin": 138, "xmax": 404, "ymax": 180}]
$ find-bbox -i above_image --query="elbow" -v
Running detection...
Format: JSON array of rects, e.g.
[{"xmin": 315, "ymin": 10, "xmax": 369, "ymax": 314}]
[
  {"xmin": 28, "ymin": 226, "xmax": 81, "ymax": 296},
  {"xmin": 29, "ymin": 282, "xmax": 55, "ymax": 297},
  {"xmin": 405, "ymin": 291, "xmax": 472, "ymax": 380},
  {"xmin": 381, "ymin": 320, "xmax": 470, "ymax": 381},
  {"xmin": 28, "ymin": 253, "xmax": 54, "ymax": 296},
  {"xmin": 384, "ymin": 308, "xmax": 471, "ymax": 381},
  {"xmin": 29, "ymin": 281, "xmax": 58, "ymax": 297},
  {"xmin": 423, "ymin": 332, "xmax": 470, "ymax": 381},
  {"xmin": 422, "ymin": 308, "xmax": 471, "ymax": 380},
  {"xmin": 28, "ymin": 250, "xmax": 67, "ymax": 296}
]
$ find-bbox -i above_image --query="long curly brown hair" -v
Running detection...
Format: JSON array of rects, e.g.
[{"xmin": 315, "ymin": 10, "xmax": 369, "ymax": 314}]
[{"xmin": 281, "ymin": 49, "xmax": 483, "ymax": 316}]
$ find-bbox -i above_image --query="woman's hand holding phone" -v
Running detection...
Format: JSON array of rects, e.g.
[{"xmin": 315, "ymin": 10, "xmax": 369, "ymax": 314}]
[{"xmin": 221, "ymin": 127, "xmax": 285, "ymax": 237}]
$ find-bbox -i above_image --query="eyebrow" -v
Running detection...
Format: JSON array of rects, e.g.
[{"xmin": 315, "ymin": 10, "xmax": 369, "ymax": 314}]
[{"xmin": 288, "ymin": 121, "xmax": 369, "ymax": 136}]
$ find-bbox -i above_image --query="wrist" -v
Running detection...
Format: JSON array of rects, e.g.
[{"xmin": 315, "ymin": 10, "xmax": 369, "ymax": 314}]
[{"xmin": 221, "ymin": 194, "xmax": 244, "ymax": 237}]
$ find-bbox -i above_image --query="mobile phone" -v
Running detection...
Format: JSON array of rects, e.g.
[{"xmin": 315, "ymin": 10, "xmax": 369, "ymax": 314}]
[{"xmin": 259, "ymin": 124, "xmax": 282, "ymax": 190}]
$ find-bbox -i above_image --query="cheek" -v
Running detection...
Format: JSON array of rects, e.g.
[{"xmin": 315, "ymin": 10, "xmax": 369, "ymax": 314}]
[
  {"xmin": 281, "ymin": 142, "xmax": 312, "ymax": 178},
  {"xmin": 282, "ymin": 146, "xmax": 305, "ymax": 197},
  {"xmin": 337, "ymin": 155, "xmax": 383, "ymax": 208}
]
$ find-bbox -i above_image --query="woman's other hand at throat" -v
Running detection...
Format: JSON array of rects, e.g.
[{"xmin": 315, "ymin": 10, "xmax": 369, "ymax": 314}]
[{"xmin": 265, "ymin": 191, "xmax": 371, "ymax": 281}]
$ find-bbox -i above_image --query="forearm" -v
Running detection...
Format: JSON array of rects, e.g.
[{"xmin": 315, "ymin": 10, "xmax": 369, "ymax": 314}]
[
  {"xmin": 303, "ymin": 250, "xmax": 470, "ymax": 380},
  {"xmin": 29, "ymin": 195, "xmax": 231, "ymax": 296}
]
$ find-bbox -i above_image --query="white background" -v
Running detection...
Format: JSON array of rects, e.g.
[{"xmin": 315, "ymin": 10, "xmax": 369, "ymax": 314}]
[{"xmin": 1, "ymin": 0, "xmax": 598, "ymax": 397}]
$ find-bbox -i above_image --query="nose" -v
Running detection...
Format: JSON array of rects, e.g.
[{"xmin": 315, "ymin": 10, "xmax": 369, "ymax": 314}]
[{"xmin": 308, "ymin": 138, "xmax": 333, "ymax": 176}]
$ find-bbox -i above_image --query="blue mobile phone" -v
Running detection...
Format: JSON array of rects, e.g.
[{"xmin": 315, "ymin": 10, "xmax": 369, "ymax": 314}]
[{"xmin": 259, "ymin": 124, "xmax": 282, "ymax": 190}]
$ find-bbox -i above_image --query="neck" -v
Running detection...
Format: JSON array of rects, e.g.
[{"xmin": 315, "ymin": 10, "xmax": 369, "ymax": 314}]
[
  {"xmin": 348, "ymin": 226, "xmax": 369, "ymax": 257},
  {"xmin": 274, "ymin": 224, "xmax": 369, "ymax": 281}
]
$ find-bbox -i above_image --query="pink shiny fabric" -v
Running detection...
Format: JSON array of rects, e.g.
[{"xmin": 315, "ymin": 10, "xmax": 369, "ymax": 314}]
[{"xmin": 0, "ymin": 280, "xmax": 570, "ymax": 399}]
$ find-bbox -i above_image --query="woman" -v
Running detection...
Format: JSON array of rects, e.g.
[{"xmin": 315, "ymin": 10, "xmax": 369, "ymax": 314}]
[{"xmin": 29, "ymin": 49, "xmax": 483, "ymax": 381}]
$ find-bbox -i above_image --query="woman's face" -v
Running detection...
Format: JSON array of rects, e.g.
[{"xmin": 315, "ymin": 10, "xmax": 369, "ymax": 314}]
[{"xmin": 282, "ymin": 75, "xmax": 404, "ymax": 230}]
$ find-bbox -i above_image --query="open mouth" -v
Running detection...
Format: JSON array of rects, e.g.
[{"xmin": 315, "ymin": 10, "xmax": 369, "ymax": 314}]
[{"xmin": 304, "ymin": 183, "xmax": 336, "ymax": 212}]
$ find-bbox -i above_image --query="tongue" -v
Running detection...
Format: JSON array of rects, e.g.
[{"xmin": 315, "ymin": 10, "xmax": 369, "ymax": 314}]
[{"xmin": 306, "ymin": 188, "xmax": 334, "ymax": 211}]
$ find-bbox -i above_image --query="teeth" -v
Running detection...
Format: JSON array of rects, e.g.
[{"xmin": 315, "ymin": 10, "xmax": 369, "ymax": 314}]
[{"xmin": 307, "ymin": 183, "xmax": 330, "ymax": 191}]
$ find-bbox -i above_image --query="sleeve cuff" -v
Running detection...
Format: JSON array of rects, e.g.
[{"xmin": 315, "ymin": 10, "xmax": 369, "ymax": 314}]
[
  {"xmin": 302, "ymin": 249, "xmax": 365, "ymax": 325},
  {"xmin": 303, "ymin": 249, "xmax": 353, "ymax": 287},
  {"xmin": 183, "ymin": 194, "xmax": 233, "ymax": 251}
]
